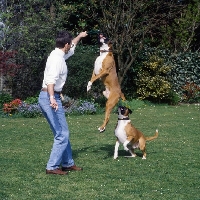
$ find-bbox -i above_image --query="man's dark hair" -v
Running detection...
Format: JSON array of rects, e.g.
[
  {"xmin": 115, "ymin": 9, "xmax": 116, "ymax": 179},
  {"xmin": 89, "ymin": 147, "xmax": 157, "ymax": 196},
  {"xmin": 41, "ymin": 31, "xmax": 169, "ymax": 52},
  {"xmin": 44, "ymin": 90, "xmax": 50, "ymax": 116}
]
[{"xmin": 56, "ymin": 31, "xmax": 73, "ymax": 48}]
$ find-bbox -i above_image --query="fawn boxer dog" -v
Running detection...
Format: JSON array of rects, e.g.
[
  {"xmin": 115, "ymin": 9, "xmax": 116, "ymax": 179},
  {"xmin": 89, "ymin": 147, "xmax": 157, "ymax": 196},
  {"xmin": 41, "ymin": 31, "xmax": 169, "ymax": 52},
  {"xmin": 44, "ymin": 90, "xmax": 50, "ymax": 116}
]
[
  {"xmin": 87, "ymin": 35, "xmax": 125, "ymax": 132},
  {"xmin": 114, "ymin": 106, "xmax": 158, "ymax": 159}
]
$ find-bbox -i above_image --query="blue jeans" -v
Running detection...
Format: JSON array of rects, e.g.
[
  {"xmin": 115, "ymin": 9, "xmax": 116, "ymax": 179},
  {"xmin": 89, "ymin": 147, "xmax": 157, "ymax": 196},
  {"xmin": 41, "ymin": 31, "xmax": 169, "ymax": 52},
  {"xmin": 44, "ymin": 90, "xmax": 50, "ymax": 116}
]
[{"xmin": 38, "ymin": 91, "xmax": 74, "ymax": 170}]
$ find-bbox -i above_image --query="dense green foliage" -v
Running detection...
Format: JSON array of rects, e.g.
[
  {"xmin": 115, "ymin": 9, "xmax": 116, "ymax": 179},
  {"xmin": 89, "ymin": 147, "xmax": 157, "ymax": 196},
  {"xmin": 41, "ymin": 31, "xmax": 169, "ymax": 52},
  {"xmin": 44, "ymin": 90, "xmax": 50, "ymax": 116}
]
[
  {"xmin": 121, "ymin": 46, "xmax": 200, "ymax": 103},
  {"xmin": 161, "ymin": 0, "xmax": 200, "ymax": 52},
  {"xmin": 0, "ymin": 92, "xmax": 12, "ymax": 108},
  {"xmin": 0, "ymin": 0, "xmax": 199, "ymax": 103},
  {"xmin": 65, "ymin": 45, "xmax": 101, "ymax": 99},
  {"xmin": 1, "ymin": 1, "xmax": 60, "ymax": 99},
  {"xmin": 136, "ymin": 56, "xmax": 172, "ymax": 102},
  {"xmin": 170, "ymin": 51, "xmax": 200, "ymax": 86}
]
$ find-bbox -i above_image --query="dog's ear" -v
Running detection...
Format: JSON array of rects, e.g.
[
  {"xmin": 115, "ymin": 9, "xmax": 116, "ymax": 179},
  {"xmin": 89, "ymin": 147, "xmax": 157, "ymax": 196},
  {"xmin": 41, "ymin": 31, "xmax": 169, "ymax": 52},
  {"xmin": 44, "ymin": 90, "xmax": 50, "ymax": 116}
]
[
  {"xmin": 98, "ymin": 41, "xmax": 103, "ymax": 47},
  {"xmin": 104, "ymin": 38, "xmax": 109, "ymax": 44},
  {"xmin": 128, "ymin": 108, "xmax": 132, "ymax": 114}
]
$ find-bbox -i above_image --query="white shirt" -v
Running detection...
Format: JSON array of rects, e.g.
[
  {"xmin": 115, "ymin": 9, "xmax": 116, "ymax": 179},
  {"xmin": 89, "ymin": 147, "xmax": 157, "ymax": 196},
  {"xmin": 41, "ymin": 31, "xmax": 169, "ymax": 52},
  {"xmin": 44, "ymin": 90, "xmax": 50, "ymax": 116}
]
[{"xmin": 42, "ymin": 45, "xmax": 75, "ymax": 91}]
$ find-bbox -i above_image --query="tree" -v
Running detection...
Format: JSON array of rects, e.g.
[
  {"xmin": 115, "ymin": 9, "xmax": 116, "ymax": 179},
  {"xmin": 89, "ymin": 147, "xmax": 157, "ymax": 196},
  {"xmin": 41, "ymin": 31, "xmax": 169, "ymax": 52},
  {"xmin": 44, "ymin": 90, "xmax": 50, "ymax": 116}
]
[
  {"xmin": 1, "ymin": 0, "xmax": 199, "ymax": 100},
  {"xmin": 161, "ymin": 0, "xmax": 200, "ymax": 52},
  {"xmin": 1, "ymin": 0, "xmax": 68, "ymax": 98},
  {"xmin": 1, "ymin": 0, "xmax": 101, "ymax": 99},
  {"xmin": 96, "ymin": 0, "xmax": 185, "ymax": 86},
  {"xmin": 0, "ymin": 50, "xmax": 21, "ymax": 91},
  {"xmin": 0, "ymin": 21, "xmax": 5, "ymax": 50}
]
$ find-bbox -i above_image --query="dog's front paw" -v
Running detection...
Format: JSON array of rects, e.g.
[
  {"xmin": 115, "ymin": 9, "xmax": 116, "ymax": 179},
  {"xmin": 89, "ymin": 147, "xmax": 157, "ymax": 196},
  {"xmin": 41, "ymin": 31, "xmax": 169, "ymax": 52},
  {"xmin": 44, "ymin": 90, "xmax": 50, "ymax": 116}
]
[
  {"xmin": 113, "ymin": 155, "xmax": 118, "ymax": 159},
  {"xmin": 98, "ymin": 127, "xmax": 105, "ymax": 133},
  {"xmin": 87, "ymin": 81, "xmax": 92, "ymax": 91}
]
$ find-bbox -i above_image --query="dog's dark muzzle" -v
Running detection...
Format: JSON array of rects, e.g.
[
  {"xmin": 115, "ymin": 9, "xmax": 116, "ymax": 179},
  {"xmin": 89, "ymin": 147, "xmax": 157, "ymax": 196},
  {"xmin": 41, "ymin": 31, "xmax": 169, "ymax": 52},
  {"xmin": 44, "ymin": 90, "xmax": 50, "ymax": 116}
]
[{"xmin": 118, "ymin": 106, "xmax": 132, "ymax": 115}]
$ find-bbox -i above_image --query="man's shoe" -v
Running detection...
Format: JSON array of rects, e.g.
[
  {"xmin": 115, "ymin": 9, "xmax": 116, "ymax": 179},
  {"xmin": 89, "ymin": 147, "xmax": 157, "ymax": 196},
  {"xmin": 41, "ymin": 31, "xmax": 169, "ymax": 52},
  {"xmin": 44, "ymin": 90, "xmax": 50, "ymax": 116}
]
[
  {"xmin": 62, "ymin": 165, "xmax": 83, "ymax": 171},
  {"xmin": 46, "ymin": 168, "xmax": 68, "ymax": 175}
]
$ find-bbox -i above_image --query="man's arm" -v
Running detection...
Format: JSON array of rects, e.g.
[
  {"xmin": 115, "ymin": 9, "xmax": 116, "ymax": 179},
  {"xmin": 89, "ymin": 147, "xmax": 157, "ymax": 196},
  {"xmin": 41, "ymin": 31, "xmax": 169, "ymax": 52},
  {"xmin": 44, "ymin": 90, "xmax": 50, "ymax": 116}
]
[
  {"xmin": 72, "ymin": 31, "xmax": 88, "ymax": 45},
  {"xmin": 47, "ymin": 84, "xmax": 58, "ymax": 111}
]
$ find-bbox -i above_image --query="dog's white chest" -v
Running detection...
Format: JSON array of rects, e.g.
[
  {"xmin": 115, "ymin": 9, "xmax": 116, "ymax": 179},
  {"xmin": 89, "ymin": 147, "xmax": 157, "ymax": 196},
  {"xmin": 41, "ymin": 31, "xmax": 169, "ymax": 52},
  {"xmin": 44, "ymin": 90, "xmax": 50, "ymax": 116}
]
[
  {"xmin": 115, "ymin": 120, "xmax": 130, "ymax": 143},
  {"xmin": 94, "ymin": 53, "xmax": 108, "ymax": 75}
]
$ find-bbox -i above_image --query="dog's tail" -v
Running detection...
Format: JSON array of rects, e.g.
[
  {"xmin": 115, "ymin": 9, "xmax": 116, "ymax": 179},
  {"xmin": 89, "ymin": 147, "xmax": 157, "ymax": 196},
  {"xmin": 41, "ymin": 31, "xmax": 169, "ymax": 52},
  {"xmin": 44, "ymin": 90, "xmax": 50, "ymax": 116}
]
[{"xmin": 145, "ymin": 129, "xmax": 158, "ymax": 141}]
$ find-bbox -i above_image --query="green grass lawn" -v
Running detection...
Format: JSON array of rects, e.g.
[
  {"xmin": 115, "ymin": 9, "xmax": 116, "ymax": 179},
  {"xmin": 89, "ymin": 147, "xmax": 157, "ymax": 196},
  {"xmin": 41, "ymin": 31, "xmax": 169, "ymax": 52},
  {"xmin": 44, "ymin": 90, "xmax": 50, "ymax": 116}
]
[{"xmin": 0, "ymin": 104, "xmax": 199, "ymax": 200}]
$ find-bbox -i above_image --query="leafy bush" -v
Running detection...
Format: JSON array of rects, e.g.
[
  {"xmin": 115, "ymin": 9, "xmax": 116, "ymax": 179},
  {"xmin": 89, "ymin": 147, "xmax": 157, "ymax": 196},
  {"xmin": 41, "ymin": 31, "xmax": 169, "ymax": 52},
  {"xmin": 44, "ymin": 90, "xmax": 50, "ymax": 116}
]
[
  {"xmin": 17, "ymin": 102, "xmax": 42, "ymax": 118},
  {"xmin": 0, "ymin": 92, "xmax": 13, "ymax": 108},
  {"xmin": 165, "ymin": 90, "xmax": 181, "ymax": 105},
  {"xmin": 168, "ymin": 51, "xmax": 200, "ymax": 103},
  {"xmin": 136, "ymin": 55, "xmax": 172, "ymax": 103},
  {"xmin": 0, "ymin": 94, "xmax": 101, "ymax": 118},
  {"xmin": 74, "ymin": 100, "xmax": 97, "ymax": 115},
  {"xmin": 181, "ymin": 82, "xmax": 200, "ymax": 103},
  {"xmin": 133, "ymin": 46, "xmax": 200, "ymax": 103},
  {"xmin": 18, "ymin": 96, "xmax": 99, "ymax": 117},
  {"xmin": 62, "ymin": 95, "xmax": 98, "ymax": 115},
  {"xmin": 3, "ymin": 99, "xmax": 22, "ymax": 114},
  {"xmin": 64, "ymin": 45, "xmax": 101, "ymax": 99},
  {"xmin": 24, "ymin": 95, "xmax": 39, "ymax": 104},
  {"xmin": 118, "ymin": 99, "xmax": 146, "ymax": 111}
]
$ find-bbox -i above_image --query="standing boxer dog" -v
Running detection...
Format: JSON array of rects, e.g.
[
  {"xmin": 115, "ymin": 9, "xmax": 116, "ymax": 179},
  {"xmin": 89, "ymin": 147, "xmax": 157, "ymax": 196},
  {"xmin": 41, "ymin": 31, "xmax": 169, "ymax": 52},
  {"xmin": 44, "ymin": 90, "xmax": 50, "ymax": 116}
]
[
  {"xmin": 87, "ymin": 36, "xmax": 125, "ymax": 132},
  {"xmin": 114, "ymin": 106, "xmax": 158, "ymax": 159}
]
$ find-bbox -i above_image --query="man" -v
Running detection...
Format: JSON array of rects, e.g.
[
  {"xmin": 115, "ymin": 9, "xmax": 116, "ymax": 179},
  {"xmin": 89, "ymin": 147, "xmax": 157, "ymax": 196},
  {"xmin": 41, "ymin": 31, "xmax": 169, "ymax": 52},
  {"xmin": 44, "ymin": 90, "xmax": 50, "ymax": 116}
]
[{"xmin": 39, "ymin": 30, "xmax": 88, "ymax": 175}]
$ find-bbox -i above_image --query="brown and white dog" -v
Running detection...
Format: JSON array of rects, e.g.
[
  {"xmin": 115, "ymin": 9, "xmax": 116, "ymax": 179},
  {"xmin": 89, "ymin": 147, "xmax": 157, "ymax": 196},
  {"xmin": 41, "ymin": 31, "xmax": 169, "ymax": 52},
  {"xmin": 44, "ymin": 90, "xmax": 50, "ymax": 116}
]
[
  {"xmin": 87, "ymin": 37, "xmax": 125, "ymax": 132},
  {"xmin": 114, "ymin": 106, "xmax": 158, "ymax": 159}
]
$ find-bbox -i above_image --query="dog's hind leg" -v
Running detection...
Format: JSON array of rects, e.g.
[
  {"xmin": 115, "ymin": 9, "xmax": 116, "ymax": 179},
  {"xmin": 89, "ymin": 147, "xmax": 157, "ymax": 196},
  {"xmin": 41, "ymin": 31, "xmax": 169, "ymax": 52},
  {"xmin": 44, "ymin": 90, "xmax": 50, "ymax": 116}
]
[
  {"xmin": 124, "ymin": 143, "xmax": 137, "ymax": 158},
  {"xmin": 124, "ymin": 150, "xmax": 137, "ymax": 158},
  {"xmin": 128, "ymin": 149, "xmax": 137, "ymax": 158},
  {"xmin": 141, "ymin": 148, "xmax": 147, "ymax": 159},
  {"xmin": 139, "ymin": 138, "xmax": 147, "ymax": 159},
  {"xmin": 114, "ymin": 140, "xmax": 120, "ymax": 159}
]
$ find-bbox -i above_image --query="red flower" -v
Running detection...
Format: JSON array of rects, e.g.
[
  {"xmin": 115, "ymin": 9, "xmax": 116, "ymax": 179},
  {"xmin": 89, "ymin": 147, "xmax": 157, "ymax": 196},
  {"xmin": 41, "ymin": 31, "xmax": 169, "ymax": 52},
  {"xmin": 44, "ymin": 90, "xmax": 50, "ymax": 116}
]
[{"xmin": 3, "ymin": 99, "xmax": 22, "ymax": 114}]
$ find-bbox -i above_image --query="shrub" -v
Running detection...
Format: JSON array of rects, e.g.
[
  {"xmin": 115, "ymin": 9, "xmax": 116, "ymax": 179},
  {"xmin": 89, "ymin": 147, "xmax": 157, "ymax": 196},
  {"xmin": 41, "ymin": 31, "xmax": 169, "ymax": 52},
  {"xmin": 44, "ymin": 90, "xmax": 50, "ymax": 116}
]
[
  {"xmin": 168, "ymin": 51, "xmax": 200, "ymax": 103},
  {"xmin": 165, "ymin": 90, "xmax": 181, "ymax": 105},
  {"xmin": 133, "ymin": 46, "xmax": 200, "ymax": 103},
  {"xmin": 64, "ymin": 45, "xmax": 100, "ymax": 99},
  {"xmin": 0, "ymin": 92, "xmax": 13, "ymax": 108},
  {"xmin": 17, "ymin": 102, "xmax": 42, "ymax": 118},
  {"xmin": 62, "ymin": 95, "xmax": 98, "ymax": 115},
  {"xmin": 24, "ymin": 95, "xmax": 39, "ymax": 104},
  {"xmin": 3, "ymin": 98, "xmax": 22, "ymax": 114},
  {"xmin": 136, "ymin": 55, "xmax": 172, "ymax": 103},
  {"xmin": 74, "ymin": 100, "xmax": 97, "ymax": 115},
  {"xmin": 118, "ymin": 99, "xmax": 146, "ymax": 111},
  {"xmin": 1, "ymin": 94, "xmax": 100, "ymax": 118},
  {"xmin": 181, "ymin": 82, "xmax": 200, "ymax": 103},
  {"xmin": 0, "ymin": 50, "xmax": 22, "ymax": 76}
]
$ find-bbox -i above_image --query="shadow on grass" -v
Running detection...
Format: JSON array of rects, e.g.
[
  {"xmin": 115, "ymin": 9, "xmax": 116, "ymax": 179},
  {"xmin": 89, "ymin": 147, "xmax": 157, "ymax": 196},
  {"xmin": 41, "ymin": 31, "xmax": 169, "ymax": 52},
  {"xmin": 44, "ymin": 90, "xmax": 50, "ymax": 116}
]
[
  {"xmin": 71, "ymin": 146, "xmax": 96, "ymax": 159},
  {"xmin": 99, "ymin": 144, "xmax": 143, "ymax": 159},
  {"xmin": 99, "ymin": 144, "xmax": 158, "ymax": 159},
  {"xmin": 72, "ymin": 144, "xmax": 158, "ymax": 160}
]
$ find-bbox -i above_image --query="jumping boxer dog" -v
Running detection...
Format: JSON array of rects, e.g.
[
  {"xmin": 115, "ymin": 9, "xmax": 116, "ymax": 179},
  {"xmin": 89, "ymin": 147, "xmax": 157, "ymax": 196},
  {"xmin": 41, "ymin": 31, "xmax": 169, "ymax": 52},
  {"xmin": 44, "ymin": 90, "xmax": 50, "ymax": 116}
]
[
  {"xmin": 114, "ymin": 106, "xmax": 158, "ymax": 159},
  {"xmin": 87, "ymin": 35, "xmax": 125, "ymax": 132}
]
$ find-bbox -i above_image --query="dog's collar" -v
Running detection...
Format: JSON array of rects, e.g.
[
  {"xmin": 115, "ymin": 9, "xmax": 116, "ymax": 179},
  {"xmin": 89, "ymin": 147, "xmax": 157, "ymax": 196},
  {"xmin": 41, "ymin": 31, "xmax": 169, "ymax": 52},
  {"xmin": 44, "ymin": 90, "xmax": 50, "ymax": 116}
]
[
  {"xmin": 118, "ymin": 117, "xmax": 129, "ymax": 120},
  {"xmin": 100, "ymin": 49, "xmax": 112, "ymax": 53}
]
